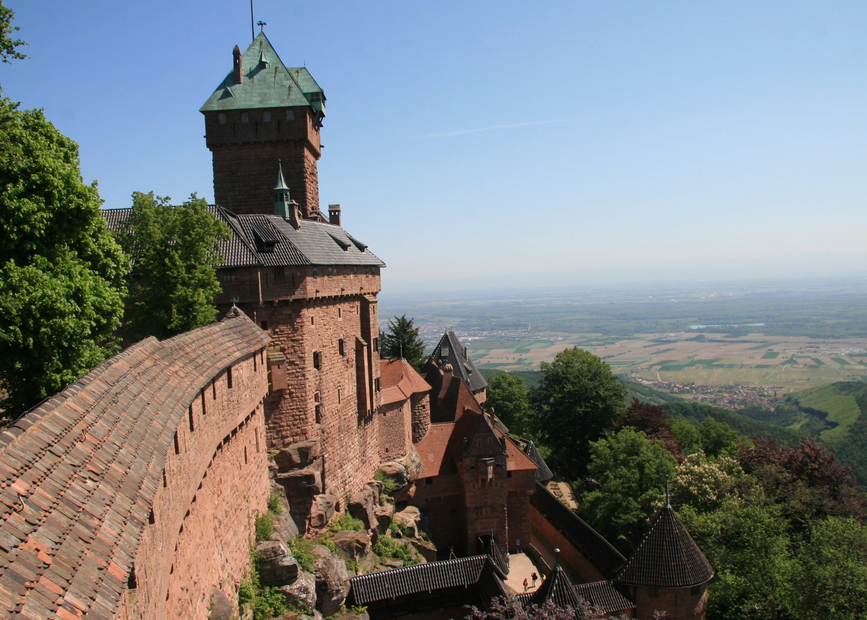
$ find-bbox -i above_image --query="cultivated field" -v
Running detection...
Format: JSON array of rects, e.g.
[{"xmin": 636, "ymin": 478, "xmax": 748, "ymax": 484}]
[{"xmin": 467, "ymin": 332, "xmax": 867, "ymax": 393}]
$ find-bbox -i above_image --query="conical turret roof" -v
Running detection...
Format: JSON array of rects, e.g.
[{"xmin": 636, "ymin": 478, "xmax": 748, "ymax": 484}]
[
  {"xmin": 531, "ymin": 562, "xmax": 582, "ymax": 609},
  {"xmin": 616, "ymin": 506, "xmax": 714, "ymax": 588}
]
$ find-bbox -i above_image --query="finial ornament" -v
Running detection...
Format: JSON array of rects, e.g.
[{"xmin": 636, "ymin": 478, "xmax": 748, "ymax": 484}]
[{"xmin": 257, "ymin": 20, "xmax": 267, "ymax": 33}]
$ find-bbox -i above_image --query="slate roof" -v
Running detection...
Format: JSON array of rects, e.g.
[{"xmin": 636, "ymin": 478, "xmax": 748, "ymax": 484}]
[
  {"xmin": 0, "ymin": 311, "xmax": 269, "ymax": 620},
  {"xmin": 424, "ymin": 332, "xmax": 487, "ymax": 394},
  {"xmin": 523, "ymin": 441, "xmax": 553, "ymax": 482},
  {"xmin": 349, "ymin": 555, "xmax": 495, "ymax": 605},
  {"xmin": 102, "ymin": 206, "xmax": 384, "ymax": 269},
  {"xmin": 531, "ymin": 563, "xmax": 583, "ymax": 609},
  {"xmin": 200, "ymin": 32, "xmax": 325, "ymax": 115},
  {"xmin": 379, "ymin": 359, "xmax": 431, "ymax": 407},
  {"xmin": 616, "ymin": 506, "xmax": 714, "ymax": 588},
  {"xmin": 530, "ymin": 482, "xmax": 626, "ymax": 579},
  {"xmin": 573, "ymin": 581, "xmax": 635, "ymax": 614}
]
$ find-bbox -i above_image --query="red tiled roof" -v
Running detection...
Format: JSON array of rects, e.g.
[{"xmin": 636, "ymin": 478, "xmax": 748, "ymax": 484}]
[
  {"xmin": 379, "ymin": 359, "xmax": 431, "ymax": 407},
  {"xmin": 616, "ymin": 506, "xmax": 714, "ymax": 588},
  {"xmin": 0, "ymin": 312, "xmax": 269, "ymax": 619}
]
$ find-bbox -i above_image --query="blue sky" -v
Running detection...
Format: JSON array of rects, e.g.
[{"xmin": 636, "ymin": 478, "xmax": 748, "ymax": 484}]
[{"xmin": 5, "ymin": 1, "xmax": 867, "ymax": 292}]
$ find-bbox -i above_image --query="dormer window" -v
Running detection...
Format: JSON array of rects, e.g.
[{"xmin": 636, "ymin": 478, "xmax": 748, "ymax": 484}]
[
  {"xmin": 241, "ymin": 112, "xmax": 249, "ymax": 123},
  {"xmin": 263, "ymin": 111, "xmax": 271, "ymax": 122},
  {"xmin": 286, "ymin": 109, "xmax": 295, "ymax": 121},
  {"xmin": 218, "ymin": 113, "xmax": 227, "ymax": 125}
]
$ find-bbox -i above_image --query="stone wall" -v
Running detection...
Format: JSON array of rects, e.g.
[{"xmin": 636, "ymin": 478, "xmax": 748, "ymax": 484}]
[
  {"xmin": 410, "ymin": 393, "xmax": 430, "ymax": 444},
  {"xmin": 0, "ymin": 312, "xmax": 270, "ymax": 620},
  {"xmin": 628, "ymin": 584, "xmax": 708, "ymax": 620},
  {"xmin": 205, "ymin": 106, "xmax": 321, "ymax": 217}
]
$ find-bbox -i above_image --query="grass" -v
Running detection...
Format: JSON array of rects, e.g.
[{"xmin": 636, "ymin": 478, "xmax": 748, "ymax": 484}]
[
  {"xmin": 374, "ymin": 469, "xmax": 399, "ymax": 493},
  {"xmin": 792, "ymin": 384, "xmax": 862, "ymax": 442},
  {"xmin": 372, "ymin": 533, "xmax": 418, "ymax": 566},
  {"xmin": 266, "ymin": 491, "xmax": 283, "ymax": 516},
  {"xmin": 330, "ymin": 512, "xmax": 365, "ymax": 533},
  {"xmin": 287, "ymin": 537, "xmax": 317, "ymax": 572},
  {"xmin": 255, "ymin": 513, "xmax": 273, "ymax": 542}
]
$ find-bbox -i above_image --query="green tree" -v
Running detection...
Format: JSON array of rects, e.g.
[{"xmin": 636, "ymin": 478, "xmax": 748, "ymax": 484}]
[
  {"xmin": 791, "ymin": 517, "xmax": 867, "ymax": 620},
  {"xmin": 580, "ymin": 428, "xmax": 677, "ymax": 551},
  {"xmin": 680, "ymin": 502, "xmax": 794, "ymax": 620},
  {"xmin": 529, "ymin": 347, "xmax": 627, "ymax": 477},
  {"xmin": 670, "ymin": 418, "xmax": 702, "ymax": 456},
  {"xmin": 0, "ymin": 99, "xmax": 127, "ymax": 415},
  {"xmin": 117, "ymin": 192, "xmax": 229, "ymax": 341},
  {"xmin": 486, "ymin": 372, "xmax": 533, "ymax": 437},
  {"xmin": 380, "ymin": 315, "xmax": 425, "ymax": 371},
  {"xmin": 0, "ymin": 1, "xmax": 26, "ymax": 65},
  {"xmin": 698, "ymin": 416, "xmax": 740, "ymax": 457}
]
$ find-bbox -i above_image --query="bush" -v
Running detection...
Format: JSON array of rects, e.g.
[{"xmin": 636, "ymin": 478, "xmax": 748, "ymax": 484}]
[
  {"xmin": 372, "ymin": 534, "xmax": 417, "ymax": 565},
  {"xmin": 255, "ymin": 513, "xmax": 273, "ymax": 542},
  {"xmin": 238, "ymin": 552, "xmax": 289, "ymax": 620},
  {"xmin": 287, "ymin": 537, "xmax": 317, "ymax": 573},
  {"xmin": 330, "ymin": 512, "xmax": 364, "ymax": 532},
  {"xmin": 267, "ymin": 491, "xmax": 283, "ymax": 516},
  {"xmin": 374, "ymin": 469, "xmax": 399, "ymax": 493}
]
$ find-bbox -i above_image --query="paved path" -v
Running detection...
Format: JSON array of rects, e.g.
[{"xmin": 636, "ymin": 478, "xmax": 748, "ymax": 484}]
[{"xmin": 503, "ymin": 552, "xmax": 542, "ymax": 595}]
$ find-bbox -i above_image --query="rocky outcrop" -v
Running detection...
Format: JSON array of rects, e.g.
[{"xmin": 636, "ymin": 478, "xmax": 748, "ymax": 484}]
[
  {"xmin": 209, "ymin": 588, "xmax": 233, "ymax": 620},
  {"xmin": 331, "ymin": 530, "xmax": 372, "ymax": 560},
  {"xmin": 255, "ymin": 540, "xmax": 300, "ymax": 585},
  {"xmin": 393, "ymin": 506, "xmax": 422, "ymax": 538},
  {"xmin": 308, "ymin": 493, "xmax": 337, "ymax": 531},
  {"xmin": 348, "ymin": 483, "xmax": 382, "ymax": 530},
  {"xmin": 380, "ymin": 446, "xmax": 423, "ymax": 501},
  {"xmin": 278, "ymin": 571, "xmax": 317, "ymax": 612},
  {"xmin": 274, "ymin": 439, "xmax": 321, "ymax": 470},
  {"xmin": 374, "ymin": 502, "xmax": 395, "ymax": 536},
  {"xmin": 269, "ymin": 483, "xmax": 300, "ymax": 541},
  {"xmin": 313, "ymin": 544, "xmax": 350, "ymax": 617}
]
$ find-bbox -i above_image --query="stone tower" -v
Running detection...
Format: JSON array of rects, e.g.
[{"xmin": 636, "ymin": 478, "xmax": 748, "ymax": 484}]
[{"xmin": 200, "ymin": 32, "xmax": 326, "ymax": 218}]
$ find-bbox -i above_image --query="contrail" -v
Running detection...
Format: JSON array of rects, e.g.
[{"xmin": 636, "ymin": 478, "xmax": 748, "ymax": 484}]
[{"xmin": 419, "ymin": 118, "xmax": 572, "ymax": 139}]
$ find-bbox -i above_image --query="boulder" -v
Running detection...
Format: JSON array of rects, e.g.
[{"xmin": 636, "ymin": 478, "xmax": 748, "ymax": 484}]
[
  {"xmin": 398, "ymin": 447, "xmax": 423, "ymax": 481},
  {"xmin": 255, "ymin": 540, "xmax": 299, "ymax": 585},
  {"xmin": 378, "ymin": 462, "xmax": 408, "ymax": 490},
  {"xmin": 312, "ymin": 544, "xmax": 350, "ymax": 617},
  {"xmin": 278, "ymin": 570, "xmax": 316, "ymax": 613},
  {"xmin": 274, "ymin": 439, "xmax": 321, "ymax": 470},
  {"xmin": 308, "ymin": 493, "xmax": 336, "ymax": 531},
  {"xmin": 269, "ymin": 483, "xmax": 299, "ymax": 541},
  {"xmin": 276, "ymin": 467, "xmax": 322, "ymax": 498},
  {"xmin": 384, "ymin": 558, "xmax": 404, "ymax": 569},
  {"xmin": 348, "ymin": 484, "xmax": 379, "ymax": 530},
  {"xmin": 208, "ymin": 588, "xmax": 233, "ymax": 620},
  {"xmin": 330, "ymin": 530, "xmax": 371, "ymax": 559},
  {"xmin": 374, "ymin": 502, "xmax": 395, "ymax": 535},
  {"xmin": 394, "ymin": 506, "xmax": 421, "ymax": 538},
  {"xmin": 411, "ymin": 540, "xmax": 437, "ymax": 563}
]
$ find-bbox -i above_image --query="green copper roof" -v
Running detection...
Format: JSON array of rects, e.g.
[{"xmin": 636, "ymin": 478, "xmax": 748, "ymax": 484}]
[{"xmin": 200, "ymin": 32, "xmax": 325, "ymax": 114}]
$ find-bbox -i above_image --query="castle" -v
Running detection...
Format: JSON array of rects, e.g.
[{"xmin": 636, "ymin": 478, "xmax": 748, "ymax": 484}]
[{"xmin": 0, "ymin": 32, "xmax": 713, "ymax": 620}]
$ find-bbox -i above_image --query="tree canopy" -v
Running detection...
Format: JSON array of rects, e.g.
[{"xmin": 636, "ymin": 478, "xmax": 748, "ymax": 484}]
[
  {"xmin": 529, "ymin": 347, "xmax": 626, "ymax": 478},
  {"xmin": 0, "ymin": 1, "xmax": 26, "ymax": 65},
  {"xmin": 117, "ymin": 192, "xmax": 229, "ymax": 341},
  {"xmin": 380, "ymin": 315, "xmax": 426, "ymax": 371},
  {"xmin": 0, "ymin": 99, "xmax": 127, "ymax": 415},
  {"xmin": 486, "ymin": 372, "xmax": 533, "ymax": 437}
]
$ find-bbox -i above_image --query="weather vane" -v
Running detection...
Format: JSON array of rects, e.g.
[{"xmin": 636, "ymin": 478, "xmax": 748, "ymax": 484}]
[{"xmin": 257, "ymin": 20, "xmax": 267, "ymax": 33}]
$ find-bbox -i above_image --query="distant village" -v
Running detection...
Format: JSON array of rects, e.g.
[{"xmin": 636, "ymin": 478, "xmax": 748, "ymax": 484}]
[{"xmin": 632, "ymin": 378, "xmax": 781, "ymax": 410}]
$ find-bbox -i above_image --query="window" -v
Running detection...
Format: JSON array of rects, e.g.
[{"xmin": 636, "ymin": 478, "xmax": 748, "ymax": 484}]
[
  {"xmin": 425, "ymin": 478, "xmax": 434, "ymax": 486},
  {"xmin": 373, "ymin": 337, "xmax": 379, "ymax": 352},
  {"xmin": 343, "ymin": 265, "xmax": 348, "ymax": 276},
  {"xmin": 286, "ymin": 109, "xmax": 295, "ymax": 120},
  {"xmin": 311, "ymin": 316, "xmax": 315, "ymax": 326},
  {"xmin": 241, "ymin": 112, "xmax": 249, "ymax": 123},
  {"xmin": 314, "ymin": 391, "xmax": 320, "ymax": 404},
  {"xmin": 218, "ymin": 112, "xmax": 227, "ymax": 125},
  {"xmin": 315, "ymin": 404, "xmax": 322, "ymax": 424},
  {"xmin": 188, "ymin": 406, "xmax": 195, "ymax": 432},
  {"xmin": 253, "ymin": 354, "xmax": 257, "ymax": 372},
  {"xmin": 339, "ymin": 339, "xmax": 347, "ymax": 356},
  {"xmin": 274, "ymin": 266, "xmax": 285, "ymax": 281},
  {"xmin": 328, "ymin": 266, "xmax": 333, "ymax": 277},
  {"xmin": 227, "ymin": 367, "xmax": 233, "ymax": 389},
  {"xmin": 222, "ymin": 269, "xmax": 236, "ymax": 283},
  {"xmin": 313, "ymin": 352, "xmax": 322, "ymax": 370},
  {"xmin": 353, "ymin": 266, "xmax": 358, "ymax": 275},
  {"xmin": 263, "ymin": 110, "xmax": 271, "ymax": 122},
  {"xmin": 174, "ymin": 431, "xmax": 180, "ymax": 455},
  {"xmin": 312, "ymin": 266, "xmax": 318, "ymax": 277},
  {"xmin": 374, "ymin": 378, "xmax": 381, "ymax": 392},
  {"xmin": 202, "ymin": 391, "xmax": 207, "ymax": 415},
  {"xmin": 337, "ymin": 388, "xmax": 341, "ymax": 404}
]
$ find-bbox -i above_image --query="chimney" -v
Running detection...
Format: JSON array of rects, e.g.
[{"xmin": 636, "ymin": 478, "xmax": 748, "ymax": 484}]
[
  {"xmin": 232, "ymin": 45, "xmax": 242, "ymax": 85},
  {"xmin": 289, "ymin": 201, "xmax": 301, "ymax": 230},
  {"xmin": 328, "ymin": 204, "xmax": 341, "ymax": 226},
  {"xmin": 439, "ymin": 364, "xmax": 454, "ymax": 401}
]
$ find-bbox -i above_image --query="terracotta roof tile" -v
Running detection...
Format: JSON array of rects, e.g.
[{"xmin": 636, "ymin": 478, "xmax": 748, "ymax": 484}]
[{"xmin": 0, "ymin": 311, "xmax": 269, "ymax": 619}]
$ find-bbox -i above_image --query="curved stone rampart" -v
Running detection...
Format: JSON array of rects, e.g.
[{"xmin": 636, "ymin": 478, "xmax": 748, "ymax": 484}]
[{"xmin": 0, "ymin": 311, "xmax": 270, "ymax": 619}]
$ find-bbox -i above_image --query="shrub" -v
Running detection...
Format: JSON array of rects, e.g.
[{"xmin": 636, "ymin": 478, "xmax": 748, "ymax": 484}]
[
  {"xmin": 255, "ymin": 513, "xmax": 273, "ymax": 542},
  {"xmin": 329, "ymin": 512, "xmax": 364, "ymax": 532},
  {"xmin": 374, "ymin": 469, "xmax": 399, "ymax": 493},
  {"xmin": 288, "ymin": 537, "xmax": 317, "ymax": 573},
  {"xmin": 239, "ymin": 552, "xmax": 289, "ymax": 620},
  {"xmin": 372, "ymin": 534, "xmax": 418, "ymax": 565},
  {"xmin": 267, "ymin": 491, "xmax": 283, "ymax": 516}
]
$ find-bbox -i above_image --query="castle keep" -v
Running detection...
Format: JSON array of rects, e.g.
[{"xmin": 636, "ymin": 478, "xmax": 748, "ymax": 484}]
[{"xmin": 0, "ymin": 32, "xmax": 713, "ymax": 620}]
